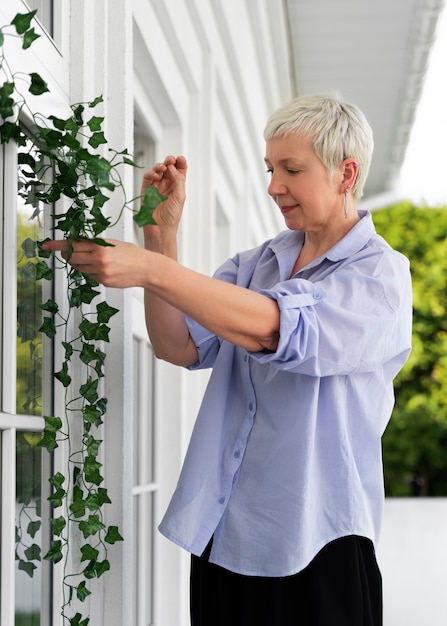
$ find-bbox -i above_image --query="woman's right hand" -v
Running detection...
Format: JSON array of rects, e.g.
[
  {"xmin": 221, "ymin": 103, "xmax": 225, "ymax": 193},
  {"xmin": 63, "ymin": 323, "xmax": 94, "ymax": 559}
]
[{"xmin": 141, "ymin": 155, "xmax": 188, "ymax": 240}]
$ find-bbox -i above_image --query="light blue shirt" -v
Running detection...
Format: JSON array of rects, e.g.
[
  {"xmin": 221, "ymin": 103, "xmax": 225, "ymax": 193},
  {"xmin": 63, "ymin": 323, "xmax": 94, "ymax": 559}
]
[{"xmin": 158, "ymin": 210, "xmax": 412, "ymax": 577}]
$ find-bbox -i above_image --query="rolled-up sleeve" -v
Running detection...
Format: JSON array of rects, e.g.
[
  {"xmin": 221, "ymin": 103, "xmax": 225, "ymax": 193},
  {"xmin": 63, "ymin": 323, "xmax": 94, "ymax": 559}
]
[{"xmin": 250, "ymin": 251, "xmax": 412, "ymax": 378}]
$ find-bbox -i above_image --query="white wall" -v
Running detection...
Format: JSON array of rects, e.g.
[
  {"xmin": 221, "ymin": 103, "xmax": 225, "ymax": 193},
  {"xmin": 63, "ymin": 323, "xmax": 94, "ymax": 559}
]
[
  {"xmin": 130, "ymin": 1, "xmax": 291, "ymax": 624},
  {"xmin": 379, "ymin": 499, "xmax": 447, "ymax": 626}
]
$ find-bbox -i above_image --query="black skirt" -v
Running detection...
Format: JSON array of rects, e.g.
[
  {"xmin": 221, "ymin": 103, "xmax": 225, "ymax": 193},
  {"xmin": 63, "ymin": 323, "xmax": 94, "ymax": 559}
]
[{"xmin": 190, "ymin": 535, "xmax": 382, "ymax": 626}]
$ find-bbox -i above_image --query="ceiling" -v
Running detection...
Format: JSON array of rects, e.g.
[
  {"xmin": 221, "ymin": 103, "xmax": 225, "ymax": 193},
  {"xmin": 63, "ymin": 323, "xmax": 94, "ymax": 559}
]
[{"xmin": 285, "ymin": 0, "xmax": 445, "ymax": 203}]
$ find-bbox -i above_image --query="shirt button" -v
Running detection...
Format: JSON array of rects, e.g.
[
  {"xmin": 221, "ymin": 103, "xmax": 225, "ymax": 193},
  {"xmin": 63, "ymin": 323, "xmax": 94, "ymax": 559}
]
[
  {"xmin": 313, "ymin": 292, "xmax": 323, "ymax": 300},
  {"xmin": 234, "ymin": 450, "xmax": 241, "ymax": 459},
  {"xmin": 244, "ymin": 354, "xmax": 248, "ymax": 362},
  {"xmin": 248, "ymin": 403, "xmax": 254, "ymax": 411},
  {"xmin": 218, "ymin": 496, "xmax": 225, "ymax": 504}
]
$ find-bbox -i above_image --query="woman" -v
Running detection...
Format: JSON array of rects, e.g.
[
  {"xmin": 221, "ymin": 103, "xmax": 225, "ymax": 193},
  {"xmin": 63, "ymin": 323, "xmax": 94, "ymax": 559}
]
[{"xmin": 44, "ymin": 94, "xmax": 412, "ymax": 625}]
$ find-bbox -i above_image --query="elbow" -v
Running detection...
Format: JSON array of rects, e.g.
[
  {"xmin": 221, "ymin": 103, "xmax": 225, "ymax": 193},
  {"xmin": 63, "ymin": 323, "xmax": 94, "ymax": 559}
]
[
  {"xmin": 152, "ymin": 340, "xmax": 198, "ymax": 367},
  {"xmin": 256, "ymin": 330, "xmax": 279, "ymax": 353}
]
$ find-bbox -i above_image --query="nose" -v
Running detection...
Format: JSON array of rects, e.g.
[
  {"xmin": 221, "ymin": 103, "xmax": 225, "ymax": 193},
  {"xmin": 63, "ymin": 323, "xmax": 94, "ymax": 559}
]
[{"xmin": 267, "ymin": 173, "xmax": 287, "ymax": 198}]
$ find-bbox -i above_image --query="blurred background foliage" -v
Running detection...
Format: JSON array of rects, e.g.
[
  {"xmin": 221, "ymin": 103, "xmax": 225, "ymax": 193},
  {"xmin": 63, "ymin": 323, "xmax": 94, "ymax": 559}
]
[{"xmin": 373, "ymin": 201, "xmax": 447, "ymax": 496}]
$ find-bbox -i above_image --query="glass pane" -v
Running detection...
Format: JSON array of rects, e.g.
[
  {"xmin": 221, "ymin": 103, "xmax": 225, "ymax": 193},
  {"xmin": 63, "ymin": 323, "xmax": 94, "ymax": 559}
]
[
  {"xmin": 15, "ymin": 431, "xmax": 43, "ymax": 625},
  {"xmin": 16, "ymin": 141, "xmax": 46, "ymax": 417},
  {"xmin": 133, "ymin": 492, "xmax": 155, "ymax": 626},
  {"xmin": 132, "ymin": 338, "xmax": 155, "ymax": 486},
  {"xmin": 24, "ymin": 0, "xmax": 54, "ymax": 37}
]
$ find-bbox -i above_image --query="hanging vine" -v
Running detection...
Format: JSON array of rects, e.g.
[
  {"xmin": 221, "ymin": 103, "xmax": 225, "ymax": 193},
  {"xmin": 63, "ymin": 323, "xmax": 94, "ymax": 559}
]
[{"xmin": 1, "ymin": 10, "xmax": 164, "ymax": 625}]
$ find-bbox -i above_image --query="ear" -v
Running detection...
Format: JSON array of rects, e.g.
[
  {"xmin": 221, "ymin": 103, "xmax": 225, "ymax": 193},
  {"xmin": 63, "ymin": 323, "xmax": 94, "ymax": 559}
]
[{"xmin": 341, "ymin": 158, "xmax": 359, "ymax": 193}]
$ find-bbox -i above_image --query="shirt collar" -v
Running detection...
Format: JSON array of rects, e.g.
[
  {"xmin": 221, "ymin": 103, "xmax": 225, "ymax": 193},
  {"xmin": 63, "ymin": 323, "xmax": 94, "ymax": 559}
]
[{"xmin": 268, "ymin": 210, "xmax": 375, "ymax": 265}]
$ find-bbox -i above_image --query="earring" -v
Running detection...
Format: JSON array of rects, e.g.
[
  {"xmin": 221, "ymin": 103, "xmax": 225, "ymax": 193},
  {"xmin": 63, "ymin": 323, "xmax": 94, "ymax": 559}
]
[{"xmin": 344, "ymin": 190, "xmax": 348, "ymax": 219}]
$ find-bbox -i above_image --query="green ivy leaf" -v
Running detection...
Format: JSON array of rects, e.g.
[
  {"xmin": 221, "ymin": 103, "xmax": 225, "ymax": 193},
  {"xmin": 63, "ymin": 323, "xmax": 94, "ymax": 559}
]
[
  {"xmin": 40, "ymin": 298, "xmax": 59, "ymax": 314},
  {"xmin": 87, "ymin": 116, "xmax": 104, "ymax": 132},
  {"xmin": 20, "ymin": 260, "xmax": 38, "ymax": 281},
  {"xmin": 54, "ymin": 362, "xmax": 71, "ymax": 387},
  {"xmin": 89, "ymin": 95, "xmax": 103, "ymax": 108},
  {"xmin": 79, "ymin": 319, "xmax": 110, "ymax": 342},
  {"xmin": 21, "ymin": 237, "xmax": 37, "ymax": 258},
  {"xmin": 37, "ymin": 416, "xmax": 64, "ymax": 450},
  {"xmin": 29, "ymin": 72, "xmax": 49, "ymax": 95},
  {"xmin": 79, "ymin": 378, "xmax": 99, "ymax": 403},
  {"xmin": 35, "ymin": 260, "xmax": 54, "ymax": 280},
  {"xmin": 44, "ymin": 416, "xmax": 63, "ymax": 434},
  {"xmin": 83, "ymin": 560, "xmax": 97, "ymax": 579},
  {"xmin": 49, "ymin": 472, "xmax": 65, "ymax": 488},
  {"xmin": 85, "ymin": 435, "xmax": 102, "ymax": 457},
  {"xmin": 133, "ymin": 185, "xmax": 166, "ymax": 227},
  {"xmin": 79, "ymin": 343, "xmax": 100, "ymax": 365},
  {"xmin": 0, "ymin": 121, "xmax": 26, "ymax": 145},
  {"xmin": 70, "ymin": 485, "xmax": 85, "ymax": 517},
  {"xmin": 18, "ymin": 559, "xmax": 37, "ymax": 577},
  {"xmin": 95, "ymin": 559, "xmax": 110, "ymax": 578},
  {"xmin": 92, "ymin": 190, "xmax": 109, "ymax": 209},
  {"xmin": 18, "ymin": 152, "xmax": 37, "ymax": 168},
  {"xmin": 37, "ymin": 238, "xmax": 53, "ymax": 258},
  {"xmin": 104, "ymin": 526, "xmax": 124, "ymax": 544},
  {"xmin": 82, "ymin": 404, "xmax": 103, "ymax": 428},
  {"xmin": 76, "ymin": 580, "xmax": 92, "ymax": 602},
  {"xmin": 37, "ymin": 418, "xmax": 61, "ymax": 451},
  {"xmin": 22, "ymin": 28, "xmax": 40, "ymax": 50},
  {"xmin": 85, "ymin": 487, "xmax": 111, "ymax": 511},
  {"xmin": 85, "ymin": 155, "xmax": 113, "ymax": 188},
  {"xmin": 80, "ymin": 544, "xmax": 99, "ymax": 562},
  {"xmin": 73, "ymin": 484, "xmax": 83, "ymax": 502},
  {"xmin": 37, "ymin": 431, "xmax": 58, "ymax": 452},
  {"xmin": 70, "ymin": 499, "xmax": 86, "ymax": 518},
  {"xmin": 48, "ymin": 114, "xmax": 68, "ymax": 130},
  {"xmin": 96, "ymin": 301, "xmax": 119, "ymax": 323},
  {"xmin": 11, "ymin": 10, "xmax": 38, "ymax": 34},
  {"xmin": 97, "ymin": 397, "xmax": 108, "ymax": 415},
  {"xmin": 78, "ymin": 514, "xmax": 106, "ymax": 539},
  {"xmin": 50, "ymin": 515, "xmax": 67, "ymax": 536},
  {"xmin": 17, "ymin": 301, "xmax": 36, "ymax": 342},
  {"xmin": 27, "ymin": 520, "xmax": 41, "ymax": 539},
  {"xmin": 83, "ymin": 455, "xmax": 103, "ymax": 486},
  {"xmin": 48, "ymin": 487, "xmax": 65, "ymax": 508},
  {"xmin": 68, "ymin": 612, "xmax": 90, "ymax": 626},
  {"xmin": 69, "ymin": 285, "xmax": 100, "ymax": 307},
  {"xmin": 24, "ymin": 543, "xmax": 41, "ymax": 561},
  {"xmin": 0, "ymin": 81, "xmax": 15, "ymax": 119},
  {"xmin": 39, "ymin": 317, "xmax": 56, "ymax": 339},
  {"xmin": 88, "ymin": 132, "xmax": 107, "ymax": 149},
  {"xmin": 43, "ymin": 540, "xmax": 63, "ymax": 563},
  {"xmin": 90, "ymin": 206, "xmax": 111, "ymax": 234}
]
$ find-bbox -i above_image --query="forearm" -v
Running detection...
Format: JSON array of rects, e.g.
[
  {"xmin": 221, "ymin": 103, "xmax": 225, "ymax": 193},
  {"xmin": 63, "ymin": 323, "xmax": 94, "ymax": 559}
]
[
  {"xmin": 143, "ymin": 230, "xmax": 198, "ymax": 365},
  {"xmin": 143, "ymin": 251, "xmax": 280, "ymax": 353},
  {"xmin": 144, "ymin": 289, "xmax": 198, "ymax": 365}
]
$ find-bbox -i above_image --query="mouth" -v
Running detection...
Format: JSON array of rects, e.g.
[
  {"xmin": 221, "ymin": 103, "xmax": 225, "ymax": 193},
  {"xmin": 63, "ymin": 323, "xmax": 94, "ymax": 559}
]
[{"xmin": 279, "ymin": 204, "xmax": 298, "ymax": 215}]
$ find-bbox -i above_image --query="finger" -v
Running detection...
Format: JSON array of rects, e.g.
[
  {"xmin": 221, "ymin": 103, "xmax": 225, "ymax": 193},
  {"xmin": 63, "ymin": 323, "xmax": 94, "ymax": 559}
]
[
  {"xmin": 41, "ymin": 239, "xmax": 69, "ymax": 252},
  {"xmin": 174, "ymin": 155, "xmax": 187, "ymax": 172},
  {"xmin": 41, "ymin": 239, "xmax": 105, "ymax": 253}
]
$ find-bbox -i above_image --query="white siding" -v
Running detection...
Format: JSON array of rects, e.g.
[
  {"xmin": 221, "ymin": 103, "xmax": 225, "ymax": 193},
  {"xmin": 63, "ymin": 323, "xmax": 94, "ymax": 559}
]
[{"xmin": 1, "ymin": 1, "xmax": 290, "ymax": 624}]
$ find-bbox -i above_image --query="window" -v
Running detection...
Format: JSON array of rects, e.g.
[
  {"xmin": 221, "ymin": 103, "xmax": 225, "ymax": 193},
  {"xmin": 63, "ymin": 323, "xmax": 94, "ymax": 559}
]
[
  {"xmin": 132, "ymin": 337, "xmax": 156, "ymax": 626},
  {"xmin": 23, "ymin": 0, "xmax": 54, "ymax": 37},
  {"xmin": 131, "ymin": 127, "xmax": 158, "ymax": 626},
  {"xmin": 1, "ymin": 136, "xmax": 53, "ymax": 626}
]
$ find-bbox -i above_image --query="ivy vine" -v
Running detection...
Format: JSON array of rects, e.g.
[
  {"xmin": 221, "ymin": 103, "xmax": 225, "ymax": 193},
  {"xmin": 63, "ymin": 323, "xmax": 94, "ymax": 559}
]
[{"xmin": 1, "ymin": 10, "xmax": 164, "ymax": 625}]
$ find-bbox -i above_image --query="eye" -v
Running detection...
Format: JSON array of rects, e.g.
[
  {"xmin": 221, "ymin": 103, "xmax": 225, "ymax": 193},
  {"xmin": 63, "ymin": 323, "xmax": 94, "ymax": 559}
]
[
  {"xmin": 265, "ymin": 168, "xmax": 273, "ymax": 176},
  {"xmin": 286, "ymin": 169, "xmax": 299, "ymax": 175}
]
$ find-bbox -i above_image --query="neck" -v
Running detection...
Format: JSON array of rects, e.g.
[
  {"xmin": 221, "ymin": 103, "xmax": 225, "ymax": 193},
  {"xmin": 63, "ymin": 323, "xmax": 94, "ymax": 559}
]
[{"xmin": 303, "ymin": 212, "xmax": 359, "ymax": 256}]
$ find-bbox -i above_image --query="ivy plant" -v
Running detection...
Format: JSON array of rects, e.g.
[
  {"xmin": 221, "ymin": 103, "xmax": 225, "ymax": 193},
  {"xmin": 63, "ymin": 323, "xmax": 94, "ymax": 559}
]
[{"xmin": 1, "ymin": 10, "xmax": 164, "ymax": 625}]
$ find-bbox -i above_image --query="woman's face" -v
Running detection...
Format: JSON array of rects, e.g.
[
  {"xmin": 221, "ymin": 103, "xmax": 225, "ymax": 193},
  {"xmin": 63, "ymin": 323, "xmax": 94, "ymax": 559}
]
[{"xmin": 264, "ymin": 133, "xmax": 344, "ymax": 233}]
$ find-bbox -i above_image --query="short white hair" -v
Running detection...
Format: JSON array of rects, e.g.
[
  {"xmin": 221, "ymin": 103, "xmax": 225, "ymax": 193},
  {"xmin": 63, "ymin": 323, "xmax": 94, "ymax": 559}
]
[{"xmin": 264, "ymin": 94, "xmax": 374, "ymax": 199}]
